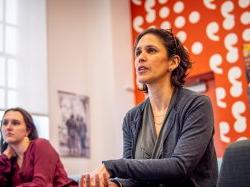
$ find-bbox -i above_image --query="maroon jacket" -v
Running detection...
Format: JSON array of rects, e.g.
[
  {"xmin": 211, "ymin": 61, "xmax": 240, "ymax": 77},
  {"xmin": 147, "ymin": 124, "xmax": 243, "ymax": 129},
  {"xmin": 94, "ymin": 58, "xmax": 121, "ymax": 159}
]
[{"xmin": 0, "ymin": 138, "xmax": 78, "ymax": 187}]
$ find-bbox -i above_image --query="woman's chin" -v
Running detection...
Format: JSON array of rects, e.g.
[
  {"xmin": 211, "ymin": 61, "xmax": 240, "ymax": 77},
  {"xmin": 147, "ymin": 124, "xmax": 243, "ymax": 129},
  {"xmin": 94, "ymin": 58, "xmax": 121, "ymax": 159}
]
[
  {"xmin": 5, "ymin": 138, "xmax": 17, "ymax": 144},
  {"xmin": 137, "ymin": 78, "xmax": 149, "ymax": 84}
]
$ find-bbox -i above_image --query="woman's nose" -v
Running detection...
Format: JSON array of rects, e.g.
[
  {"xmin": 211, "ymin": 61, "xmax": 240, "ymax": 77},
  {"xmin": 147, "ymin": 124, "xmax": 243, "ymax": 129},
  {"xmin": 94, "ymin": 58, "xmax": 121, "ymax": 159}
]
[{"xmin": 138, "ymin": 52, "xmax": 146, "ymax": 63}]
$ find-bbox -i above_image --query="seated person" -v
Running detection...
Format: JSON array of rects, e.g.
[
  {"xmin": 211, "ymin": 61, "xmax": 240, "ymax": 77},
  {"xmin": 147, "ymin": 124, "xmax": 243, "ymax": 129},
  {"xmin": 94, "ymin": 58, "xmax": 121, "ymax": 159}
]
[
  {"xmin": 0, "ymin": 107, "xmax": 78, "ymax": 187},
  {"xmin": 81, "ymin": 28, "xmax": 218, "ymax": 187}
]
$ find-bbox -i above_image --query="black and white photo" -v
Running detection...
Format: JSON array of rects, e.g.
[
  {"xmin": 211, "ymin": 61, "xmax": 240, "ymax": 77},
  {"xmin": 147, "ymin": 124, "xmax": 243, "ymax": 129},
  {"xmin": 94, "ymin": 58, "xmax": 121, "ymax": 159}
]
[{"xmin": 58, "ymin": 91, "xmax": 90, "ymax": 157}]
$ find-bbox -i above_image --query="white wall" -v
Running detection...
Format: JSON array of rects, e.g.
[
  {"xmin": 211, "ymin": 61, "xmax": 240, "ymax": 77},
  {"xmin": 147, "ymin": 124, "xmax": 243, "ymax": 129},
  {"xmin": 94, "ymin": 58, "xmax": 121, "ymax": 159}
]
[{"xmin": 47, "ymin": 0, "xmax": 133, "ymax": 175}]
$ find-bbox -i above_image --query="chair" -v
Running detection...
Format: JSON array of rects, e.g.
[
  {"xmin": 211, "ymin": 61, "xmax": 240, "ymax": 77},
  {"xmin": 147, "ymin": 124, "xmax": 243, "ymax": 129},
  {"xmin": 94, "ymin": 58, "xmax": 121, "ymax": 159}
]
[{"xmin": 217, "ymin": 139, "xmax": 250, "ymax": 187}]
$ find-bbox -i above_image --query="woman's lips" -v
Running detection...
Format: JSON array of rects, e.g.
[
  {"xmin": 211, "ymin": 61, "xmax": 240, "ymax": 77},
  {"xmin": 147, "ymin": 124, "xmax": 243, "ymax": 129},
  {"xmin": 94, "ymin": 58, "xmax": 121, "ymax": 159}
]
[
  {"xmin": 137, "ymin": 66, "xmax": 149, "ymax": 73},
  {"xmin": 5, "ymin": 132, "xmax": 14, "ymax": 137}
]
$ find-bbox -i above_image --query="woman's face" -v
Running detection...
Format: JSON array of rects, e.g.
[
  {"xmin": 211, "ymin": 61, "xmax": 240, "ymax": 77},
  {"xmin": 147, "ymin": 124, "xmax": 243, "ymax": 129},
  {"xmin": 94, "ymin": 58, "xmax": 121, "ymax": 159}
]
[
  {"xmin": 1, "ymin": 111, "xmax": 29, "ymax": 145},
  {"xmin": 135, "ymin": 33, "xmax": 171, "ymax": 85}
]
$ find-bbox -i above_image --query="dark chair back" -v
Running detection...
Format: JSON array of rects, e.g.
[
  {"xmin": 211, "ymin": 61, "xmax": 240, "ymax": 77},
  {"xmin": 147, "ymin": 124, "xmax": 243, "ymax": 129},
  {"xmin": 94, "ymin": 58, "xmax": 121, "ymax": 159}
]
[{"xmin": 217, "ymin": 139, "xmax": 250, "ymax": 187}]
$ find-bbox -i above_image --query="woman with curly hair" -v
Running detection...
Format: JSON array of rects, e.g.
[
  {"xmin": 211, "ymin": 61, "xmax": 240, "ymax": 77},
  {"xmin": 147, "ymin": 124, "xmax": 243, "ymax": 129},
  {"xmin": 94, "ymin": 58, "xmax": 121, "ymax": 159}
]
[{"xmin": 82, "ymin": 28, "xmax": 218, "ymax": 187}]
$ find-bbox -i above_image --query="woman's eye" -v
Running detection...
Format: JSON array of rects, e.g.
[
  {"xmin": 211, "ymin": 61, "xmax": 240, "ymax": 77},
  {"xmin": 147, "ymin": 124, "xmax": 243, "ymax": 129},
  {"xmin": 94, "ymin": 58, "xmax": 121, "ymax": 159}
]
[
  {"xmin": 1, "ymin": 120, "xmax": 21, "ymax": 126},
  {"xmin": 135, "ymin": 50, "xmax": 141, "ymax": 57},
  {"xmin": 2, "ymin": 120, "xmax": 8, "ymax": 126},
  {"xmin": 12, "ymin": 120, "xmax": 21, "ymax": 126},
  {"xmin": 147, "ymin": 48, "xmax": 157, "ymax": 53}
]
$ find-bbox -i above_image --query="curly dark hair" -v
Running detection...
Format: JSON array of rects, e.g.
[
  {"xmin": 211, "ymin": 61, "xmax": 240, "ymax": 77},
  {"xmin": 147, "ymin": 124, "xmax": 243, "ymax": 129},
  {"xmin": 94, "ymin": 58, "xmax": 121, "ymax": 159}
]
[
  {"xmin": 0, "ymin": 107, "xmax": 39, "ymax": 153},
  {"xmin": 134, "ymin": 28, "xmax": 192, "ymax": 92}
]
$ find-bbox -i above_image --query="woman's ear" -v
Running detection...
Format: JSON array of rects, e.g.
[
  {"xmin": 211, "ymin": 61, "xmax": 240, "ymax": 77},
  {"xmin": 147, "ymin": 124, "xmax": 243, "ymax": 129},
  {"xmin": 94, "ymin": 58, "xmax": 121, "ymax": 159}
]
[
  {"xmin": 169, "ymin": 55, "xmax": 180, "ymax": 71},
  {"xmin": 26, "ymin": 128, "xmax": 31, "ymax": 138}
]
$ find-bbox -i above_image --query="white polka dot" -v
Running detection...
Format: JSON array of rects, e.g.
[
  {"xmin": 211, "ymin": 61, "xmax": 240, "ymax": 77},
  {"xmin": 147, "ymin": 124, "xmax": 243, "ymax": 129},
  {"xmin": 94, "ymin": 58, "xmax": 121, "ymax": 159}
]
[
  {"xmin": 228, "ymin": 66, "xmax": 241, "ymax": 83},
  {"xmin": 223, "ymin": 15, "xmax": 235, "ymax": 30},
  {"xmin": 146, "ymin": 10, "xmax": 156, "ymax": 23},
  {"xmin": 232, "ymin": 101, "xmax": 247, "ymax": 132},
  {"xmin": 238, "ymin": 0, "xmax": 250, "ymax": 8},
  {"xmin": 160, "ymin": 21, "xmax": 171, "ymax": 29},
  {"xmin": 232, "ymin": 101, "xmax": 245, "ymax": 118},
  {"xmin": 189, "ymin": 11, "xmax": 200, "ymax": 24},
  {"xmin": 133, "ymin": 16, "xmax": 144, "ymax": 32},
  {"xmin": 159, "ymin": 7, "xmax": 170, "ymax": 18},
  {"xmin": 230, "ymin": 82, "xmax": 242, "ymax": 97},
  {"xmin": 176, "ymin": 31, "xmax": 187, "ymax": 43},
  {"xmin": 221, "ymin": 1, "xmax": 234, "ymax": 17},
  {"xmin": 145, "ymin": 0, "xmax": 156, "ymax": 8},
  {"xmin": 206, "ymin": 22, "xmax": 220, "ymax": 41},
  {"xmin": 216, "ymin": 87, "xmax": 226, "ymax": 108},
  {"xmin": 173, "ymin": 1, "xmax": 184, "ymax": 13},
  {"xmin": 228, "ymin": 66, "xmax": 242, "ymax": 84},
  {"xmin": 219, "ymin": 121, "xmax": 230, "ymax": 143},
  {"xmin": 227, "ymin": 49, "xmax": 239, "ymax": 63},
  {"xmin": 241, "ymin": 11, "xmax": 250, "ymax": 25},
  {"xmin": 175, "ymin": 16, "xmax": 185, "ymax": 28},
  {"xmin": 234, "ymin": 118, "xmax": 247, "ymax": 132},
  {"xmin": 209, "ymin": 54, "xmax": 223, "ymax": 74},
  {"xmin": 203, "ymin": 0, "xmax": 216, "ymax": 10},
  {"xmin": 191, "ymin": 42, "xmax": 203, "ymax": 54},
  {"xmin": 228, "ymin": 66, "xmax": 242, "ymax": 97},
  {"xmin": 224, "ymin": 33, "xmax": 238, "ymax": 51},
  {"xmin": 158, "ymin": 0, "xmax": 168, "ymax": 4},
  {"xmin": 242, "ymin": 28, "xmax": 250, "ymax": 41},
  {"xmin": 132, "ymin": 0, "xmax": 142, "ymax": 5}
]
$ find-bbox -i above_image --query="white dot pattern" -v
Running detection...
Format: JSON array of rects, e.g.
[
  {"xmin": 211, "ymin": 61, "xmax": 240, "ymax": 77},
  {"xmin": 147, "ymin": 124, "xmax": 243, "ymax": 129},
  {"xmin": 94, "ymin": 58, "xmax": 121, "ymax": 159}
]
[
  {"xmin": 232, "ymin": 101, "xmax": 247, "ymax": 133},
  {"xmin": 160, "ymin": 21, "xmax": 171, "ymax": 29},
  {"xmin": 158, "ymin": 0, "xmax": 168, "ymax": 4},
  {"xmin": 219, "ymin": 121, "xmax": 230, "ymax": 143},
  {"xmin": 242, "ymin": 28, "xmax": 250, "ymax": 41},
  {"xmin": 203, "ymin": 0, "xmax": 216, "ymax": 10},
  {"xmin": 206, "ymin": 22, "xmax": 220, "ymax": 41},
  {"xmin": 159, "ymin": 7, "xmax": 170, "ymax": 18},
  {"xmin": 174, "ymin": 16, "xmax": 186, "ymax": 28},
  {"xmin": 240, "ymin": 11, "xmax": 250, "ymax": 25},
  {"xmin": 209, "ymin": 54, "xmax": 223, "ymax": 74},
  {"xmin": 133, "ymin": 16, "xmax": 144, "ymax": 32},
  {"xmin": 176, "ymin": 31, "xmax": 187, "ymax": 42},
  {"xmin": 132, "ymin": 0, "xmax": 143, "ymax": 6},
  {"xmin": 238, "ymin": 0, "xmax": 250, "ymax": 8},
  {"xmin": 189, "ymin": 11, "xmax": 200, "ymax": 24},
  {"xmin": 191, "ymin": 42, "xmax": 203, "ymax": 54},
  {"xmin": 216, "ymin": 87, "xmax": 227, "ymax": 108},
  {"xmin": 173, "ymin": 1, "xmax": 184, "ymax": 13}
]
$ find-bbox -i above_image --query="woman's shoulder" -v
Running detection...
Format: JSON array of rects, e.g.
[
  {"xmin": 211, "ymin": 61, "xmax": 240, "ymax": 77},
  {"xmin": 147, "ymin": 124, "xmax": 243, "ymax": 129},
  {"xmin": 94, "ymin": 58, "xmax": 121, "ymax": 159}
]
[
  {"xmin": 178, "ymin": 87, "xmax": 210, "ymax": 102},
  {"xmin": 175, "ymin": 87, "xmax": 212, "ymax": 111},
  {"xmin": 29, "ymin": 138, "xmax": 58, "ymax": 156},
  {"xmin": 31, "ymin": 138, "xmax": 52, "ymax": 148}
]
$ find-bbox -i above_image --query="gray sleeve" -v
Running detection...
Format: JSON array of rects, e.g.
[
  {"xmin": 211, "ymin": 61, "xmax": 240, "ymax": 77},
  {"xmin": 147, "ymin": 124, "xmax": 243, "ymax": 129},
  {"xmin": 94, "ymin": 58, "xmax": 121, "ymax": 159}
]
[
  {"xmin": 104, "ymin": 95, "xmax": 215, "ymax": 183},
  {"xmin": 122, "ymin": 112, "xmax": 133, "ymax": 159},
  {"xmin": 105, "ymin": 112, "xmax": 145, "ymax": 187}
]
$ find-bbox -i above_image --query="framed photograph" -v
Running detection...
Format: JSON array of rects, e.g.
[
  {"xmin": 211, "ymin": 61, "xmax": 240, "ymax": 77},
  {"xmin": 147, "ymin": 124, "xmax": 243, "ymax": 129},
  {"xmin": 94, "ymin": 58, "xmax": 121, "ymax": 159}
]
[{"xmin": 58, "ymin": 90, "xmax": 90, "ymax": 157}]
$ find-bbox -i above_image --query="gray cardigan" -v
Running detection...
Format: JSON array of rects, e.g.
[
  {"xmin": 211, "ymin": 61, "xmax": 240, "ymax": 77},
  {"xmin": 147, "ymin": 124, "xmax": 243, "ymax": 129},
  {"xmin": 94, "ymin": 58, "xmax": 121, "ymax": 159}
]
[{"xmin": 103, "ymin": 87, "xmax": 218, "ymax": 187}]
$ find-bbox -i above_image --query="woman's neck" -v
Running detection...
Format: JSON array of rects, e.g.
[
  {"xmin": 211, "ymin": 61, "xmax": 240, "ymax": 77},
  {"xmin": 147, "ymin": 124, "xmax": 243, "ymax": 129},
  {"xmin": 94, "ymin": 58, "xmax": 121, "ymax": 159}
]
[
  {"xmin": 147, "ymin": 80, "xmax": 174, "ymax": 113},
  {"xmin": 10, "ymin": 140, "xmax": 30, "ymax": 159}
]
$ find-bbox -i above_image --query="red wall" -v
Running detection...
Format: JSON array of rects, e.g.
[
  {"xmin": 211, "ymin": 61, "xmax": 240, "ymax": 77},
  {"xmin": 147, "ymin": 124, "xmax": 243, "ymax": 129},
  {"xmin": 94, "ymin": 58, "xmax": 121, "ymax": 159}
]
[{"xmin": 130, "ymin": 0, "xmax": 250, "ymax": 157}]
